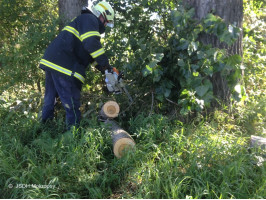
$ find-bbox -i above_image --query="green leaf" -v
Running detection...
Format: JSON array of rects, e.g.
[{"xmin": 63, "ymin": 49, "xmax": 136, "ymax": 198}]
[
  {"xmin": 156, "ymin": 94, "xmax": 164, "ymax": 102},
  {"xmin": 142, "ymin": 66, "xmax": 152, "ymax": 77},
  {"xmin": 204, "ymin": 13, "xmax": 218, "ymax": 24},
  {"xmin": 195, "ymin": 85, "xmax": 210, "ymax": 97},
  {"xmin": 165, "ymin": 80, "xmax": 174, "ymax": 88},
  {"xmin": 180, "ymin": 89, "xmax": 191, "ymax": 98},
  {"xmin": 191, "ymin": 64, "xmax": 199, "ymax": 70},
  {"xmin": 153, "ymin": 68, "xmax": 163, "ymax": 82},
  {"xmin": 202, "ymin": 91, "xmax": 213, "ymax": 106},
  {"xmin": 187, "ymin": 8, "xmax": 195, "ymax": 18},
  {"xmin": 203, "ymin": 14, "xmax": 218, "ymax": 32},
  {"xmin": 197, "ymin": 51, "xmax": 205, "ymax": 59},
  {"xmin": 217, "ymin": 23, "xmax": 226, "ymax": 36},
  {"xmin": 140, "ymin": 44, "xmax": 146, "ymax": 50},
  {"xmin": 164, "ymin": 88, "xmax": 171, "ymax": 97},
  {"xmin": 180, "ymin": 107, "xmax": 190, "ymax": 115},
  {"xmin": 178, "ymin": 38, "xmax": 190, "ymax": 50},
  {"xmin": 226, "ymin": 54, "xmax": 242, "ymax": 67},
  {"xmin": 178, "ymin": 59, "xmax": 185, "ymax": 67},
  {"xmin": 193, "ymin": 72, "xmax": 199, "ymax": 76},
  {"xmin": 149, "ymin": 60, "xmax": 158, "ymax": 69}
]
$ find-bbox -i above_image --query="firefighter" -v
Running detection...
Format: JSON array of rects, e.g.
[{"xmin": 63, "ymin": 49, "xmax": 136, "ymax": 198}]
[{"xmin": 40, "ymin": 1, "xmax": 116, "ymax": 129}]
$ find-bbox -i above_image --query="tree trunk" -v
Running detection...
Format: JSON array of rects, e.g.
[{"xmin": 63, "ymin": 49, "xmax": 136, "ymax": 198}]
[
  {"xmin": 184, "ymin": 0, "xmax": 243, "ymax": 103},
  {"xmin": 58, "ymin": 0, "xmax": 88, "ymax": 29}
]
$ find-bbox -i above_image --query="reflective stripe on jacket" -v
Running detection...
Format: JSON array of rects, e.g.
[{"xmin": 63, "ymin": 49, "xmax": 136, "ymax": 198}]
[
  {"xmin": 40, "ymin": 59, "xmax": 85, "ymax": 83},
  {"xmin": 40, "ymin": 13, "xmax": 109, "ymax": 83}
]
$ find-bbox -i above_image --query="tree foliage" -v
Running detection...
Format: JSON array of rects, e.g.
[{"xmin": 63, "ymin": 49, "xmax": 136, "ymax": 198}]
[
  {"xmin": 106, "ymin": 0, "xmax": 242, "ymax": 115},
  {"xmin": 0, "ymin": 1, "xmax": 265, "ymax": 198},
  {"xmin": 0, "ymin": 0, "xmax": 58, "ymax": 92},
  {"xmin": 0, "ymin": 0, "xmax": 246, "ymax": 115}
]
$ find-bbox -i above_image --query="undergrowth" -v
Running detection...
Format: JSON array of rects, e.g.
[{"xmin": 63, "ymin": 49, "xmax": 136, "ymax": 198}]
[
  {"xmin": 0, "ymin": 0, "xmax": 265, "ymax": 199},
  {"xmin": 0, "ymin": 87, "xmax": 265, "ymax": 198}
]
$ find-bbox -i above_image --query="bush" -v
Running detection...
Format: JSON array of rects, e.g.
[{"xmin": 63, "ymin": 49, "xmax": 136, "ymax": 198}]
[
  {"xmin": 0, "ymin": 0, "xmax": 59, "ymax": 92},
  {"xmin": 108, "ymin": 0, "xmax": 242, "ymax": 116}
]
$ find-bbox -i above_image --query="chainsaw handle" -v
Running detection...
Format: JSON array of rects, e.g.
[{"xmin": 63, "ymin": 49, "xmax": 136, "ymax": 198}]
[{"xmin": 118, "ymin": 71, "xmax": 124, "ymax": 81}]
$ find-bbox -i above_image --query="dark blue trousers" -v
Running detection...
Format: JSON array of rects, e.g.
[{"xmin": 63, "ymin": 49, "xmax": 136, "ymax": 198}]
[{"xmin": 42, "ymin": 70, "xmax": 82, "ymax": 128}]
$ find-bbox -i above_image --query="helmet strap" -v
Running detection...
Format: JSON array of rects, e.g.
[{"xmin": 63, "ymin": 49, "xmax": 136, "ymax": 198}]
[{"xmin": 102, "ymin": 13, "xmax": 109, "ymax": 23}]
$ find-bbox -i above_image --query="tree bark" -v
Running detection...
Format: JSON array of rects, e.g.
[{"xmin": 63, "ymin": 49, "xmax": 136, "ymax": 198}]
[
  {"xmin": 58, "ymin": 0, "xmax": 88, "ymax": 28},
  {"xmin": 184, "ymin": 0, "xmax": 243, "ymax": 103},
  {"xmin": 104, "ymin": 120, "xmax": 136, "ymax": 158}
]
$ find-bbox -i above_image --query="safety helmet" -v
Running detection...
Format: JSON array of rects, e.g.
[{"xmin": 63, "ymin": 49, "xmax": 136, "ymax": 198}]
[{"xmin": 92, "ymin": 1, "xmax": 114, "ymax": 28}]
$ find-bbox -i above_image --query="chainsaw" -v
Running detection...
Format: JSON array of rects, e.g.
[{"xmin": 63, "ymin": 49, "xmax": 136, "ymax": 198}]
[{"xmin": 105, "ymin": 68, "xmax": 133, "ymax": 103}]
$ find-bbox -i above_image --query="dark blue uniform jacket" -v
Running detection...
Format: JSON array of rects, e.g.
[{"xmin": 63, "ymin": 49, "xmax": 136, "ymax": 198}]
[{"xmin": 40, "ymin": 13, "xmax": 110, "ymax": 83}]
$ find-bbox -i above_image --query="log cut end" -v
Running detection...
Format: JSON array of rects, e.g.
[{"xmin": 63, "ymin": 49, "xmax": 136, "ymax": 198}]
[
  {"xmin": 100, "ymin": 101, "xmax": 120, "ymax": 119},
  {"xmin": 101, "ymin": 103, "xmax": 136, "ymax": 158},
  {"xmin": 113, "ymin": 137, "xmax": 135, "ymax": 158}
]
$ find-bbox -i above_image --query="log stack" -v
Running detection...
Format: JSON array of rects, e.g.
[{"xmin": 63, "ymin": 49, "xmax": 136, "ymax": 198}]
[{"xmin": 100, "ymin": 101, "xmax": 135, "ymax": 158}]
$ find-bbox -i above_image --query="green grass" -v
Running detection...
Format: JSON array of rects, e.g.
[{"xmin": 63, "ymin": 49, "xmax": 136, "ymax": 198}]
[
  {"xmin": 0, "ymin": 3, "xmax": 265, "ymax": 196},
  {"xmin": 0, "ymin": 90, "xmax": 265, "ymax": 198},
  {"xmin": 0, "ymin": 1, "xmax": 265, "ymax": 198}
]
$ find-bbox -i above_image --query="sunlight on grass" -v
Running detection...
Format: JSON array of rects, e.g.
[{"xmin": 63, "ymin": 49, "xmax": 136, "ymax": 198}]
[{"xmin": 0, "ymin": 0, "xmax": 265, "ymax": 198}]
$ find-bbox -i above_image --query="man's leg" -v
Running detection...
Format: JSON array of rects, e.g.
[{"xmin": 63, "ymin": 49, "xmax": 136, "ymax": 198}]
[
  {"xmin": 51, "ymin": 73, "xmax": 82, "ymax": 129},
  {"xmin": 42, "ymin": 70, "xmax": 58, "ymax": 122}
]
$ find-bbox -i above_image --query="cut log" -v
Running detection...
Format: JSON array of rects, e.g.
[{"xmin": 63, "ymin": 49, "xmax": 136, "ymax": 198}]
[
  {"xmin": 250, "ymin": 135, "xmax": 266, "ymax": 167},
  {"xmin": 100, "ymin": 101, "xmax": 120, "ymax": 119},
  {"xmin": 99, "ymin": 100, "xmax": 136, "ymax": 158},
  {"xmin": 105, "ymin": 120, "xmax": 135, "ymax": 158},
  {"xmin": 251, "ymin": 135, "xmax": 266, "ymax": 150}
]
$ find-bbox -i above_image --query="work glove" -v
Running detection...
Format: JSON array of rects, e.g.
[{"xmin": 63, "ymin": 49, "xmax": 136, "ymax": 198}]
[
  {"xmin": 91, "ymin": 61, "xmax": 112, "ymax": 74},
  {"xmin": 105, "ymin": 67, "xmax": 121, "ymax": 93}
]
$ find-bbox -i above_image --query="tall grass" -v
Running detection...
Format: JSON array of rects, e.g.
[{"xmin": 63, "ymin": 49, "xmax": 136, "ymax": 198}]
[
  {"xmin": 0, "ymin": 1, "xmax": 265, "ymax": 198},
  {"xmin": 0, "ymin": 91, "xmax": 265, "ymax": 198}
]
